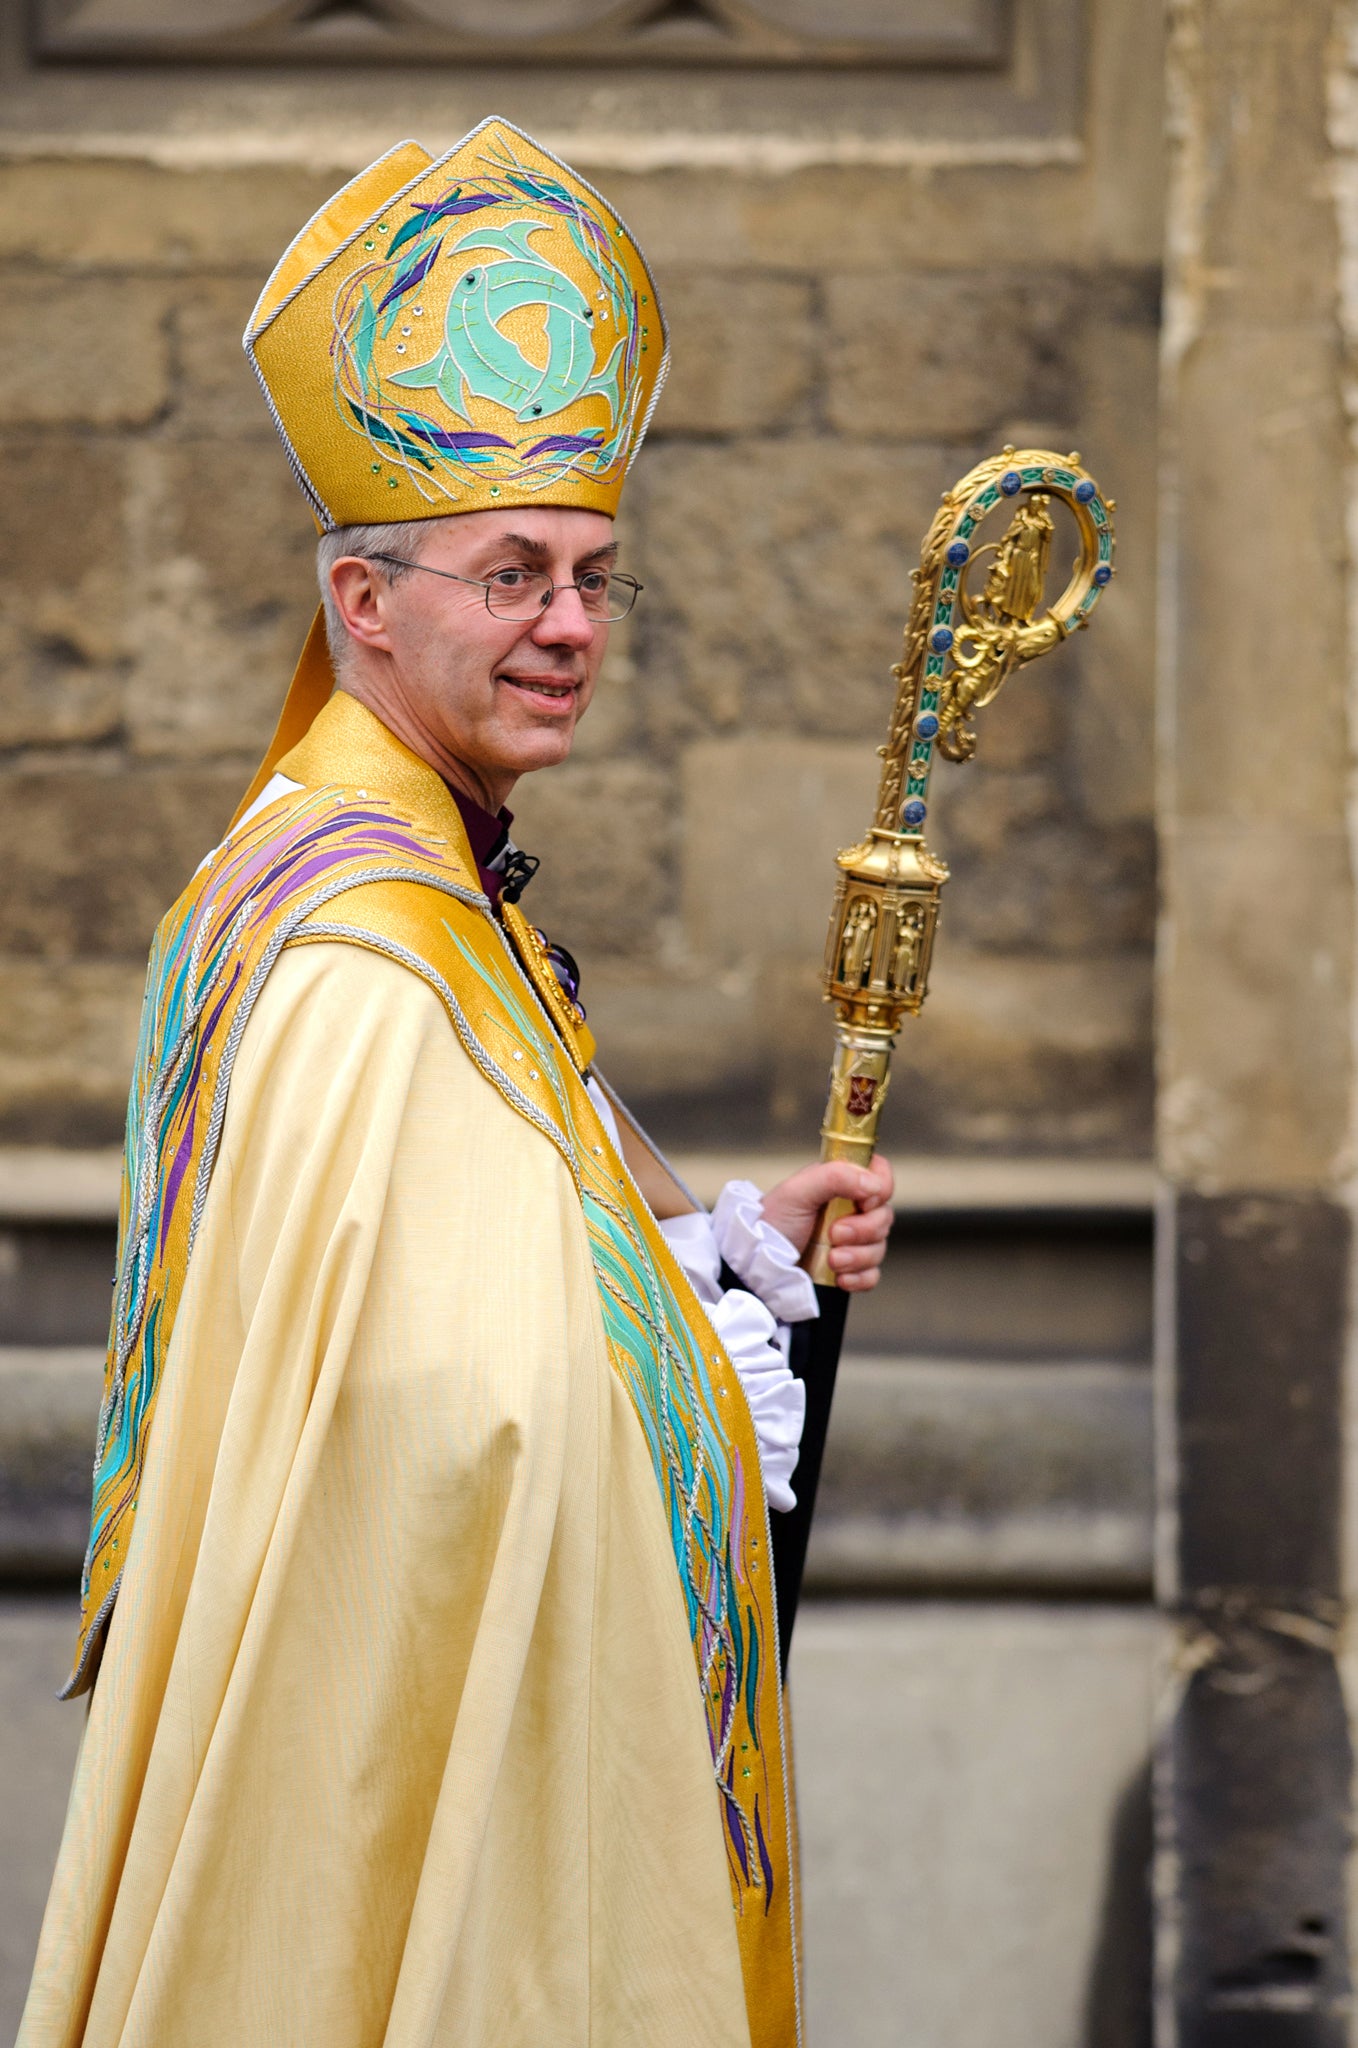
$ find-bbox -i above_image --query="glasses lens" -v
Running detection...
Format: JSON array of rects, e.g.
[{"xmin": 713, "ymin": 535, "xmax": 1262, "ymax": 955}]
[
  {"xmin": 485, "ymin": 571, "xmax": 641, "ymax": 621},
  {"xmin": 485, "ymin": 569, "xmax": 554, "ymax": 620},
  {"xmin": 579, "ymin": 574, "xmax": 639, "ymax": 621}
]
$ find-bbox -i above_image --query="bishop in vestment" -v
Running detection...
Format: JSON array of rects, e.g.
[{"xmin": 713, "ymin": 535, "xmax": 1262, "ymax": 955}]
[{"xmin": 19, "ymin": 120, "xmax": 893, "ymax": 2048}]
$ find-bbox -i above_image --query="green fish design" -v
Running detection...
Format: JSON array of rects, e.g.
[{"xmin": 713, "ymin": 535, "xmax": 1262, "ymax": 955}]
[{"xmin": 389, "ymin": 217, "xmax": 627, "ymax": 428}]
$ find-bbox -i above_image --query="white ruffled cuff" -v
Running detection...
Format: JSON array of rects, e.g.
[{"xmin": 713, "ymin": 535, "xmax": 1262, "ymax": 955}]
[
  {"xmin": 657, "ymin": 1209, "xmax": 806, "ymax": 1513},
  {"xmin": 707, "ymin": 1287, "xmax": 806, "ymax": 1514},
  {"xmin": 711, "ymin": 1179, "xmax": 820, "ymax": 1325}
]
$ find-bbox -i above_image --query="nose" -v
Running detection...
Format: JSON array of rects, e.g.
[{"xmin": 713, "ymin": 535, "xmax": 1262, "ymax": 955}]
[{"xmin": 529, "ymin": 581, "xmax": 599, "ymax": 650}]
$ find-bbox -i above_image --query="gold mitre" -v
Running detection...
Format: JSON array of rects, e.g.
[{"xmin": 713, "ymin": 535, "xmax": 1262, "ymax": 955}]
[{"xmin": 245, "ymin": 117, "xmax": 668, "ymax": 527}]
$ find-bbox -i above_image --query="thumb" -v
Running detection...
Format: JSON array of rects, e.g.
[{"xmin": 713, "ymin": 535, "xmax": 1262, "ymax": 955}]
[{"xmin": 813, "ymin": 1160, "xmax": 882, "ymax": 1205}]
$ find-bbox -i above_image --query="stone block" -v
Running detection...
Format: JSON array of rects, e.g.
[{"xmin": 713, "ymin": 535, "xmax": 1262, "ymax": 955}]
[
  {"xmin": 0, "ymin": 441, "xmax": 130, "ymax": 748},
  {"xmin": 0, "ymin": 770, "xmax": 240, "ymax": 959},
  {"xmin": 1068, "ymin": 320, "xmax": 1159, "ymax": 826},
  {"xmin": 0, "ymin": 279, "xmax": 169, "ymax": 428},
  {"xmin": 632, "ymin": 438, "xmax": 960, "ymax": 740},
  {"xmin": 171, "ymin": 276, "xmax": 276, "ymax": 438},
  {"xmin": 0, "ymin": 1224, "xmax": 120, "ymax": 1348},
  {"xmin": 1160, "ymin": 824, "xmax": 1353, "ymax": 1189},
  {"xmin": 937, "ymin": 765, "xmax": 1155, "ymax": 955},
  {"xmin": 825, "ymin": 269, "xmax": 1083, "ymax": 441},
  {"xmin": 651, "ymin": 271, "xmax": 814, "ymax": 435},
  {"xmin": 501, "ymin": 758, "xmax": 673, "ymax": 957},
  {"xmin": 0, "ymin": 161, "xmax": 339, "ymax": 273},
  {"xmin": 897, "ymin": 945, "xmax": 1155, "ymax": 1153},
  {"xmin": 806, "ymin": 1357, "xmax": 1153, "ymax": 1594},
  {"xmin": 1189, "ymin": 0, "xmax": 1339, "ymax": 332},
  {"xmin": 0, "ymin": 961, "xmax": 144, "ymax": 1146},
  {"xmin": 0, "ymin": 1597, "xmax": 86, "ymax": 2047},
  {"xmin": 1085, "ymin": 0, "xmax": 1169, "ymax": 265},
  {"xmin": 763, "ymin": 946, "xmax": 1154, "ymax": 1153},
  {"xmin": 844, "ymin": 1209, "xmax": 1153, "ymax": 1365},
  {"xmin": 0, "ymin": 1349, "xmax": 104, "ymax": 1577},
  {"xmin": 688, "ymin": 164, "xmax": 1084, "ymax": 272},
  {"xmin": 679, "ymin": 735, "xmax": 879, "ymax": 964},
  {"xmin": 1175, "ymin": 327, "xmax": 1347, "ymax": 825},
  {"xmin": 791, "ymin": 1603, "xmax": 1161, "ymax": 2048},
  {"xmin": 124, "ymin": 442, "xmax": 319, "ymax": 758},
  {"xmin": 579, "ymin": 964, "xmax": 763, "ymax": 1142}
]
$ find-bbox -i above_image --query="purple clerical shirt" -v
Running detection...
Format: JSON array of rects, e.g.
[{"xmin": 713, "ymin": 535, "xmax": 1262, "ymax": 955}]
[{"xmin": 447, "ymin": 783, "xmax": 513, "ymax": 903}]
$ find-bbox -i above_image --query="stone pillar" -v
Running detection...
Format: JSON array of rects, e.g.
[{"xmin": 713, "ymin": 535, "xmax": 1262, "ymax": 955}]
[{"xmin": 1157, "ymin": 4, "xmax": 1356, "ymax": 2042}]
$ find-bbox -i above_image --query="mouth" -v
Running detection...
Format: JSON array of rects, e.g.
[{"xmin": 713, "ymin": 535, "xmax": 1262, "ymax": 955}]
[{"xmin": 498, "ymin": 673, "xmax": 579, "ymax": 714}]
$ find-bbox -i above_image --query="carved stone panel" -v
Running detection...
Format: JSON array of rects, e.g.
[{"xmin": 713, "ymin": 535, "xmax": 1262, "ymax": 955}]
[{"xmin": 34, "ymin": 0, "xmax": 1011, "ymax": 69}]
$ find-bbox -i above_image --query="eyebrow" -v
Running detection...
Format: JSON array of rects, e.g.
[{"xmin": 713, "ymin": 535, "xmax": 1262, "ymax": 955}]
[{"xmin": 494, "ymin": 531, "xmax": 620, "ymax": 569}]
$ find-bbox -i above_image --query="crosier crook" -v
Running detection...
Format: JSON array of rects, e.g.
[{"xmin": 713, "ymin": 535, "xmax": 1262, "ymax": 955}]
[{"xmin": 799, "ymin": 446, "xmax": 1118, "ymax": 1284}]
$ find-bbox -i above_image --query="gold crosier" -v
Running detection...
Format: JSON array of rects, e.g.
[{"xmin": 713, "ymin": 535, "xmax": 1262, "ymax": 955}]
[{"xmin": 802, "ymin": 447, "xmax": 1118, "ymax": 1283}]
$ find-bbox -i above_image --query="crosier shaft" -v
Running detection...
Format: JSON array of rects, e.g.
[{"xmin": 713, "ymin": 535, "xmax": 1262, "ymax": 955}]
[{"xmin": 802, "ymin": 1025, "xmax": 893, "ymax": 1286}]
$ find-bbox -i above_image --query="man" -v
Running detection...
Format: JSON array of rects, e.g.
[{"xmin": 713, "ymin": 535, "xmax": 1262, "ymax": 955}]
[{"xmin": 20, "ymin": 119, "xmax": 892, "ymax": 2048}]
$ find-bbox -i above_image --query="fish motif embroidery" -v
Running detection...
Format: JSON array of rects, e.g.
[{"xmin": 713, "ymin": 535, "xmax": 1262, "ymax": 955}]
[{"xmin": 390, "ymin": 216, "xmax": 626, "ymax": 427}]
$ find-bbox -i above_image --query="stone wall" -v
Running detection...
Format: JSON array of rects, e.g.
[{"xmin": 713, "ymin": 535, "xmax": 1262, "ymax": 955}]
[{"xmin": 0, "ymin": 0, "xmax": 1165, "ymax": 1155}]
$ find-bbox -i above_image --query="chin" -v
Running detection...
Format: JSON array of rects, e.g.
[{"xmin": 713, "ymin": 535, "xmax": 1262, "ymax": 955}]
[{"xmin": 507, "ymin": 724, "xmax": 579, "ymax": 775}]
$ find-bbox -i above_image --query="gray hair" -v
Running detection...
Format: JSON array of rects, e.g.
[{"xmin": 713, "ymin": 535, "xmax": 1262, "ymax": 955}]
[{"xmin": 316, "ymin": 518, "xmax": 435, "ymax": 672}]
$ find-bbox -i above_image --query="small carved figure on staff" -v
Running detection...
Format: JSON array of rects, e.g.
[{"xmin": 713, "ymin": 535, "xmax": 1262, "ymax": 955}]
[
  {"xmin": 837, "ymin": 897, "xmax": 877, "ymax": 987},
  {"xmin": 984, "ymin": 492, "xmax": 1054, "ymax": 623},
  {"xmin": 889, "ymin": 909, "xmax": 923, "ymax": 993}
]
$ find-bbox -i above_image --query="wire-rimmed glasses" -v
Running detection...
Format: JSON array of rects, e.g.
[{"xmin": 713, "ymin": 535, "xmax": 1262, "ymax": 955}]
[{"xmin": 365, "ymin": 553, "xmax": 642, "ymax": 623}]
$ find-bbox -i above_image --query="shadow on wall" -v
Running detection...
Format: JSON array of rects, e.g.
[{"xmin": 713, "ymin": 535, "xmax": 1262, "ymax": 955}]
[{"xmin": 1083, "ymin": 1757, "xmax": 1153, "ymax": 2048}]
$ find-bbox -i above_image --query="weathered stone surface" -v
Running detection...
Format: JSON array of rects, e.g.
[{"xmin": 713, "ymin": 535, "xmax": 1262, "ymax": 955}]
[
  {"xmin": 0, "ymin": 1226, "xmax": 120, "ymax": 1347},
  {"xmin": 0, "ymin": 441, "xmax": 129, "ymax": 748},
  {"xmin": 0, "ymin": 770, "xmax": 239, "ymax": 958},
  {"xmin": 632, "ymin": 438, "xmax": 960, "ymax": 740},
  {"xmin": 580, "ymin": 964, "xmax": 761, "ymax": 1136},
  {"xmin": 806, "ymin": 1357, "xmax": 1153, "ymax": 1594},
  {"xmin": 938, "ymin": 764, "xmax": 1155, "ymax": 955},
  {"xmin": 171, "ymin": 276, "xmax": 276, "ymax": 438},
  {"xmin": 1160, "ymin": 825, "xmax": 1353, "ymax": 1189},
  {"xmin": 826, "ymin": 269, "xmax": 1084, "ymax": 441},
  {"xmin": 502, "ymin": 759, "xmax": 672, "ymax": 957},
  {"xmin": 1067, "ymin": 320, "xmax": 1158, "ymax": 826},
  {"xmin": 0, "ymin": 161, "xmax": 339, "ymax": 273},
  {"xmin": 763, "ymin": 946, "xmax": 1153, "ymax": 1153},
  {"xmin": 0, "ymin": 961, "xmax": 142, "ymax": 1146},
  {"xmin": 0, "ymin": 1349, "xmax": 104, "ymax": 1577},
  {"xmin": 1175, "ymin": 326, "xmax": 1347, "ymax": 826},
  {"xmin": 680, "ymin": 735, "xmax": 879, "ymax": 963},
  {"xmin": 1084, "ymin": 0, "xmax": 1168, "ymax": 264},
  {"xmin": 0, "ymin": 1598, "xmax": 86, "ymax": 2046},
  {"xmin": 651, "ymin": 272, "xmax": 814, "ymax": 435},
  {"xmin": 792, "ymin": 1603, "xmax": 1161, "ymax": 2048},
  {"xmin": 0, "ymin": 279, "xmax": 170, "ymax": 428},
  {"xmin": 845, "ymin": 1209, "xmax": 1154, "ymax": 1364},
  {"xmin": 124, "ymin": 442, "xmax": 319, "ymax": 758},
  {"xmin": 1187, "ymin": 0, "xmax": 1341, "ymax": 333}
]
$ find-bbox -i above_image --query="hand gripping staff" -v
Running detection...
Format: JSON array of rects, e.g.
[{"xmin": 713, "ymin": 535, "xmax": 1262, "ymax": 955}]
[{"xmin": 769, "ymin": 447, "xmax": 1118, "ymax": 1668}]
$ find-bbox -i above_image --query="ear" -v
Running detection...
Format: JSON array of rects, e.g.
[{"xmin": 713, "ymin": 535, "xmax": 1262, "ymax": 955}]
[{"xmin": 329, "ymin": 556, "xmax": 396, "ymax": 655}]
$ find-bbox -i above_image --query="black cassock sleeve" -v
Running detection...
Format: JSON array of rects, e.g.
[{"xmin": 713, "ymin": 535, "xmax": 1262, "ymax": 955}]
[{"xmin": 718, "ymin": 1262, "xmax": 850, "ymax": 1676}]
